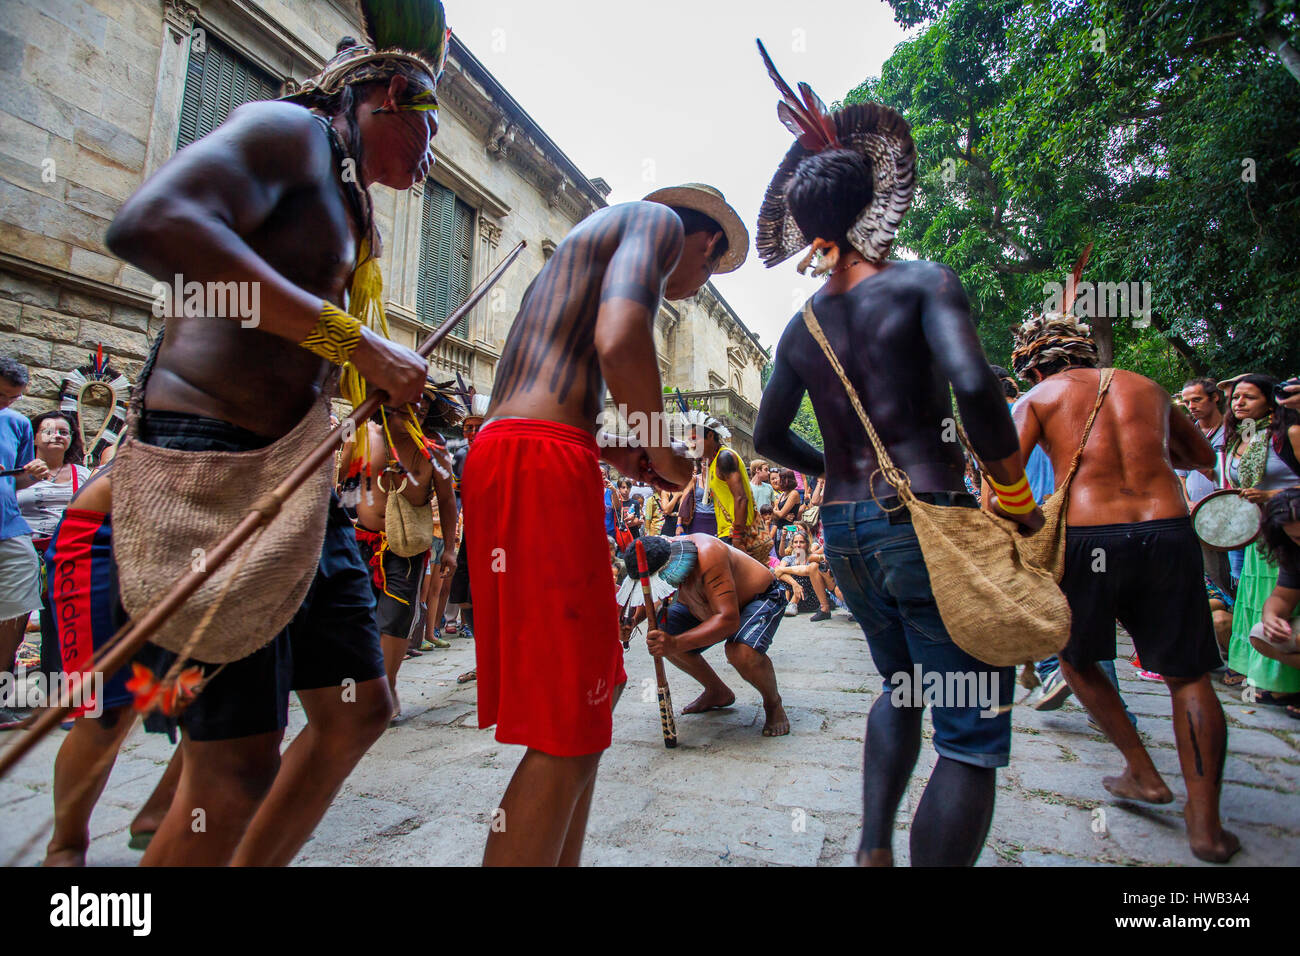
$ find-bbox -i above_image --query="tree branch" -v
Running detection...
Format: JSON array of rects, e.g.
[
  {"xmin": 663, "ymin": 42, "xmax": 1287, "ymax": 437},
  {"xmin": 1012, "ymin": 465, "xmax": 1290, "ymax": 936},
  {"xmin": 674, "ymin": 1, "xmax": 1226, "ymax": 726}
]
[{"xmin": 1252, "ymin": 0, "xmax": 1300, "ymax": 86}]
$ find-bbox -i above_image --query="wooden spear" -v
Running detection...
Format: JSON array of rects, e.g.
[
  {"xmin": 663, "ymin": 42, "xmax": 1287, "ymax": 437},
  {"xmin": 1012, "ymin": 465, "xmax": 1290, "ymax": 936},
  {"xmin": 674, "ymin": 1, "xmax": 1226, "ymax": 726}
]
[{"xmin": 634, "ymin": 538, "xmax": 678, "ymax": 749}]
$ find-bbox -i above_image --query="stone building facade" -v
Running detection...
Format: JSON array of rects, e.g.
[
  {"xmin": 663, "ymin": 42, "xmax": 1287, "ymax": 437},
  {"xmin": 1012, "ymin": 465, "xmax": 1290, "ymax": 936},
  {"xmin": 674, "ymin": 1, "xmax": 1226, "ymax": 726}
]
[{"xmin": 0, "ymin": 0, "xmax": 767, "ymax": 456}]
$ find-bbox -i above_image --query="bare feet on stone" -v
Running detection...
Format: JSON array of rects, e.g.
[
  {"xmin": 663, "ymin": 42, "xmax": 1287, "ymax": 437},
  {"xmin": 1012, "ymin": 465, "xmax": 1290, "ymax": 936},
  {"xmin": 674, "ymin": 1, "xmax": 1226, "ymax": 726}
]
[
  {"xmin": 763, "ymin": 699, "xmax": 790, "ymax": 736},
  {"xmin": 42, "ymin": 846, "xmax": 87, "ymax": 867},
  {"xmin": 1102, "ymin": 769, "xmax": 1173, "ymax": 804},
  {"xmin": 683, "ymin": 686, "xmax": 735, "ymax": 714},
  {"xmin": 1185, "ymin": 806, "xmax": 1242, "ymax": 863}
]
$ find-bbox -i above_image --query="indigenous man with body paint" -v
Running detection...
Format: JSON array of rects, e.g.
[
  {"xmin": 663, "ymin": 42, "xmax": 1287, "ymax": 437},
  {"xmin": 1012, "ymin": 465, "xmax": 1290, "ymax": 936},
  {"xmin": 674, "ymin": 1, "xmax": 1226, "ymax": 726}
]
[
  {"xmin": 750, "ymin": 43, "xmax": 1040, "ymax": 867},
  {"xmin": 682, "ymin": 410, "xmax": 756, "ymax": 548},
  {"xmin": 42, "ymin": 4, "xmax": 451, "ymax": 867},
  {"xmin": 618, "ymin": 534, "xmax": 790, "ymax": 735},
  {"xmin": 465, "ymin": 183, "xmax": 749, "ymax": 866},
  {"xmin": 1010, "ymin": 314, "xmax": 1237, "ymax": 863},
  {"xmin": 341, "ymin": 382, "xmax": 460, "ymax": 720}
]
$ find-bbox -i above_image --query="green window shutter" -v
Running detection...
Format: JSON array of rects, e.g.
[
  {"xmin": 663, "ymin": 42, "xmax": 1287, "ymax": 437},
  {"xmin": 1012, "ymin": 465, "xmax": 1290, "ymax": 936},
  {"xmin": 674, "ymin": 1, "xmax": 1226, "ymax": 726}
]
[
  {"xmin": 450, "ymin": 198, "xmax": 473, "ymax": 337},
  {"xmin": 177, "ymin": 30, "xmax": 278, "ymax": 151},
  {"xmin": 417, "ymin": 183, "xmax": 475, "ymax": 338}
]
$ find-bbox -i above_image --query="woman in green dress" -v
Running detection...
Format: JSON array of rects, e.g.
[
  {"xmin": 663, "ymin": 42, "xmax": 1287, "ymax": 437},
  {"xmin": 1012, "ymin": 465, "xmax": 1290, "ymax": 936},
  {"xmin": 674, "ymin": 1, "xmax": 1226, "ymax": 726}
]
[{"xmin": 1224, "ymin": 375, "xmax": 1300, "ymax": 702}]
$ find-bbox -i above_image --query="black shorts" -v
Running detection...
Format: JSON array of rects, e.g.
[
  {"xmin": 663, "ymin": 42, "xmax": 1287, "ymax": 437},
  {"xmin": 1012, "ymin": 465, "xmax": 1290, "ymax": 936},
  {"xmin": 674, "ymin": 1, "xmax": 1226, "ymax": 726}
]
[
  {"xmin": 1059, "ymin": 517, "xmax": 1223, "ymax": 679},
  {"xmin": 133, "ymin": 410, "xmax": 385, "ymax": 742},
  {"xmin": 447, "ymin": 535, "xmax": 471, "ymax": 604},
  {"xmin": 357, "ymin": 535, "xmax": 427, "ymax": 638}
]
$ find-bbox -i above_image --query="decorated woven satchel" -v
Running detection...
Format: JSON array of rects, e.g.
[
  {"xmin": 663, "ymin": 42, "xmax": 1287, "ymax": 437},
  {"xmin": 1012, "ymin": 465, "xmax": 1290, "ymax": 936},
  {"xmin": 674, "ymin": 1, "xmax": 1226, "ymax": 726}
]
[
  {"xmin": 715, "ymin": 494, "xmax": 773, "ymax": 564},
  {"xmin": 113, "ymin": 388, "xmax": 332, "ymax": 665},
  {"xmin": 384, "ymin": 474, "xmax": 434, "ymax": 558},
  {"xmin": 801, "ymin": 301, "xmax": 1071, "ymax": 667}
]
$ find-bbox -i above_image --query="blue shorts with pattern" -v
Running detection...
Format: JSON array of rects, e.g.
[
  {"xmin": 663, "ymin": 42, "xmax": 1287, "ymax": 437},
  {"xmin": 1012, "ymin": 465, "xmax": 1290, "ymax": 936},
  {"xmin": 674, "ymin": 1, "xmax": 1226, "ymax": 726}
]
[{"xmin": 663, "ymin": 580, "xmax": 785, "ymax": 656}]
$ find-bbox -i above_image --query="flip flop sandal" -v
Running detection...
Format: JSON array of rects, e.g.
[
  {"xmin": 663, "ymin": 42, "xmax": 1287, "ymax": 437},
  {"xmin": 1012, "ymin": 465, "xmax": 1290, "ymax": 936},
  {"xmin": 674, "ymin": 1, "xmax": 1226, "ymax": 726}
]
[
  {"xmin": 1286, "ymin": 704, "xmax": 1300, "ymax": 720},
  {"xmin": 1254, "ymin": 690, "xmax": 1300, "ymax": 706},
  {"xmin": 404, "ymin": 648, "xmax": 422, "ymax": 659},
  {"xmin": 1222, "ymin": 670, "xmax": 1247, "ymax": 687},
  {"xmin": 457, "ymin": 669, "xmax": 477, "ymax": 684},
  {"xmin": 127, "ymin": 832, "xmax": 154, "ymax": 851}
]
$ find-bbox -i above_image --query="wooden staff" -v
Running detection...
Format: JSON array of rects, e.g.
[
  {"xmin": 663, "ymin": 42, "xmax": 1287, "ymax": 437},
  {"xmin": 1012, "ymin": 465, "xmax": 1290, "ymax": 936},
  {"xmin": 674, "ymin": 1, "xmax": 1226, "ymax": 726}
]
[
  {"xmin": 0, "ymin": 241, "xmax": 527, "ymax": 779},
  {"xmin": 634, "ymin": 538, "xmax": 677, "ymax": 749}
]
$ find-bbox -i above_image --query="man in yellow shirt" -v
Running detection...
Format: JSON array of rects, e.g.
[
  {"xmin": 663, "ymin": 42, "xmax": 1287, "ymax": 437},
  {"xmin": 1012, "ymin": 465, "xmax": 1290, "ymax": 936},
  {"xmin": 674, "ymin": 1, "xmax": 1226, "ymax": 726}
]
[{"xmin": 685, "ymin": 410, "xmax": 754, "ymax": 546}]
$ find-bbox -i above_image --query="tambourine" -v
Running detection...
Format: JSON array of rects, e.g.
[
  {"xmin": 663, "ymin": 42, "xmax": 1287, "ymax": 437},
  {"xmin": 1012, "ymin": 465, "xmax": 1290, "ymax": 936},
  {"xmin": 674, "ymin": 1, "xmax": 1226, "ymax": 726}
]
[
  {"xmin": 1250, "ymin": 619, "xmax": 1300, "ymax": 654},
  {"xmin": 1191, "ymin": 489, "xmax": 1262, "ymax": 551}
]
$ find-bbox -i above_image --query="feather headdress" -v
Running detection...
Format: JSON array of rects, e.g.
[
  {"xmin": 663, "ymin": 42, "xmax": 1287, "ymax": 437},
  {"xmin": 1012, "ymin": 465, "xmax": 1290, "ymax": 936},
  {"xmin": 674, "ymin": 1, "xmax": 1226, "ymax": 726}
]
[
  {"xmin": 681, "ymin": 407, "xmax": 731, "ymax": 443},
  {"xmin": 615, "ymin": 537, "xmax": 698, "ymax": 609},
  {"xmin": 420, "ymin": 377, "xmax": 465, "ymax": 430},
  {"xmin": 282, "ymin": 0, "xmax": 450, "ymax": 107},
  {"xmin": 754, "ymin": 39, "xmax": 916, "ymax": 269},
  {"xmin": 1011, "ymin": 246, "xmax": 1100, "ymax": 378},
  {"xmin": 59, "ymin": 345, "xmax": 131, "ymax": 467}
]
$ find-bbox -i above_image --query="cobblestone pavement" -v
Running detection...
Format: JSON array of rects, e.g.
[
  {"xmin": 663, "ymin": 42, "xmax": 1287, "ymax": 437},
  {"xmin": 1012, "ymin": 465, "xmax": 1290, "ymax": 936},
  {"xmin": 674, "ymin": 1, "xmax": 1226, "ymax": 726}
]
[{"xmin": 3, "ymin": 612, "xmax": 1298, "ymax": 866}]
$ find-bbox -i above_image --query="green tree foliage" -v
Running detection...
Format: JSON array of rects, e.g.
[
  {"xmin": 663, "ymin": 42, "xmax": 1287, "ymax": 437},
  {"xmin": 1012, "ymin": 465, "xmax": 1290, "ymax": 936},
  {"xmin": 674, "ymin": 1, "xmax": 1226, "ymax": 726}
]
[
  {"xmin": 761, "ymin": 360, "xmax": 823, "ymax": 449},
  {"xmin": 845, "ymin": 0, "xmax": 1300, "ymax": 392}
]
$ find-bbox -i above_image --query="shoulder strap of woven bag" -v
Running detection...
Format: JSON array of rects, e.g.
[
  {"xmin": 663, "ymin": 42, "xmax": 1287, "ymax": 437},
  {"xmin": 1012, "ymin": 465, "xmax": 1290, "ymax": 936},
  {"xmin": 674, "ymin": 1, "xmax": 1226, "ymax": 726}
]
[
  {"xmin": 1055, "ymin": 367, "xmax": 1115, "ymax": 494},
  {"xmin": 126, "ymin": 328, "xmax": 165, "ymax": 435},
  {"xmin": 801, "ymin": 301, "xmax": 915, "ymax": 504}
]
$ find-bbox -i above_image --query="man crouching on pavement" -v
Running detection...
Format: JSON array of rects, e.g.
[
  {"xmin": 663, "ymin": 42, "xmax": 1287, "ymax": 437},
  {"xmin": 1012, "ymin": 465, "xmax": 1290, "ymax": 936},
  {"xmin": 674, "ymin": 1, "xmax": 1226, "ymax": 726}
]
[{"xmin": 619, "ymin": 534, "xmax": 790, "ymax": 736}]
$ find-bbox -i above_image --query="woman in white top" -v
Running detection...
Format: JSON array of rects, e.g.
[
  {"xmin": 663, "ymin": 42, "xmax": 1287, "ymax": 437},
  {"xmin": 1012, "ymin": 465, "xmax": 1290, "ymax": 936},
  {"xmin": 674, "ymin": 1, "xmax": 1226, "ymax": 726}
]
[{"xmin": 17, "ymin": 412, "xmax": 91, "ymax": 546}]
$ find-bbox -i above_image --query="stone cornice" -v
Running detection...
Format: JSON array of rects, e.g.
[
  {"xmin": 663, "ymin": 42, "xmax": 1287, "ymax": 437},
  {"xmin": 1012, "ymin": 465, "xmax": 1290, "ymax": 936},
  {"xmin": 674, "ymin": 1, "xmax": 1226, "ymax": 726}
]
[
  {"xmin": 0, "ymin": 253, "xmax": 154, "ymax": 311},
  {"xmin": 441, "ymin": 37, "xmax": 607, "ymax": 223}
]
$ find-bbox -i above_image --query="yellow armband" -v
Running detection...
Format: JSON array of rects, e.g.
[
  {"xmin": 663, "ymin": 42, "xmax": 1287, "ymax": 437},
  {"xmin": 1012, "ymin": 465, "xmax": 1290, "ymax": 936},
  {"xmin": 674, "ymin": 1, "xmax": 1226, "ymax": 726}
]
[
  {"xmin": 989, "ymin": 473, "xmax": 1035, "ymax": 515},
  {"xmin": 301, "ymin": 302, "xmax": 362, "ymax": 365}
]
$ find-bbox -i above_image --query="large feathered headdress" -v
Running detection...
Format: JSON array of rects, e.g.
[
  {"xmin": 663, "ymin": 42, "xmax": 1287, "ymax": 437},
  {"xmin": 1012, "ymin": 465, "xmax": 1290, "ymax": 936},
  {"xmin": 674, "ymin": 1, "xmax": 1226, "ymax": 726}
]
[
  {"xmin": 616, "ymin": 537, "xmax": 698, "ymax": 609},
  {"xmin": 420, "ymin": 376, "xmax": 465, "ymax": 430},
  {"xmin": 681, "ymin": 407, "xmax": 731, "ymax": 443},
  {"xmin": 282, "ymin": 0, "xmax": 450, "ymax": 108},
  {"xmin": 1011, "ymin": 246, "xmax": 1100, "ymax": 377},
  {"xmin": 59, "ymin": 346, "xmax": 131, "ymax": 467},
  {"xmin": 754, "ymin": 40, "xmax": 916, "ymax": 269}
]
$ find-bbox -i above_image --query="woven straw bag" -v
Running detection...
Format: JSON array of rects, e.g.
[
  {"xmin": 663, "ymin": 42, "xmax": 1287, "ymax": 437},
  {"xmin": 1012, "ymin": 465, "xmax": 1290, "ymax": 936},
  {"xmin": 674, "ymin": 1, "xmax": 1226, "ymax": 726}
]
[
  {"xmin": 1016, "ymin": 369, "xmax": 1114, "ymax": 580},
  {"xmin": 384, "ymin": 476, "xmax": 433, "ymax": 557},
  {"xmin": 113, "ymin": 386, "xmax": 332, "ymax": 664},
  {"xmin": 715, "ymin": 492, "xmax": 773, "ymax": 563},
  {"xmin": 802, "ymin": 301, "xmax": 1070, "ymax": 667}
]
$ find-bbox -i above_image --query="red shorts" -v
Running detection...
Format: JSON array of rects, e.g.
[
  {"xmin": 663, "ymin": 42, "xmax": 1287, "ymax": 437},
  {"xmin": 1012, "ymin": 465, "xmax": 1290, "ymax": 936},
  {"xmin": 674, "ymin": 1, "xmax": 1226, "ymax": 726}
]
[{"xmin": 464, "ymin": 419, "xmax": 626, "ymax": 757}]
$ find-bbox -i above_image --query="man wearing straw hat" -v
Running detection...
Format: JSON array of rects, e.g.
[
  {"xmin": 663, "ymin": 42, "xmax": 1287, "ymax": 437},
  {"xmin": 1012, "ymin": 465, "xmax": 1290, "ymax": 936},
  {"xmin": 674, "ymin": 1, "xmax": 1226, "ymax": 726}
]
[
  {"xmin": 1010, "ymin": 314, "xmax": 1236, "ymax": 863},
  {"xmin": 465, "ymin": 182, "xmax": 747, "ymax": 865},
  {"xmin": 750, "ymin": 43, "xmax": 1040, "ymax": 866},
  {"xmin": 51, "ymin": 4, "xmax": 452, "ymax": 866}
]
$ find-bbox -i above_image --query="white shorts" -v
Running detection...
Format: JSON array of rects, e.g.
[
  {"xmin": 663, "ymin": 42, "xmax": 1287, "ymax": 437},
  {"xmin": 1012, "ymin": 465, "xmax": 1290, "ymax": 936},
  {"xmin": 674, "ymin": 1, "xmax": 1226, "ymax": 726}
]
[{"xmin": 0, "ymin": 533, "xmax": 41, "ymax": 621}]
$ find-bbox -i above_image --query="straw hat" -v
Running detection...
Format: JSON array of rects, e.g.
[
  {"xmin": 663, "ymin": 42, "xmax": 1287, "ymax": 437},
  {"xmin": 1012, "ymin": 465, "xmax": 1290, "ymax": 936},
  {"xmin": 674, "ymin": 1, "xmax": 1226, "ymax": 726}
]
[
  {"xmin": 754, "ymin": 41, "xmax": 916, "ymax": 268},
  {"xmin": 643, "ymin": 183, "xmax": 749, "ymax": 274},
  {"xmin": 1216, "ymin": 373, "xmax": 1251, "ymax": 394}
]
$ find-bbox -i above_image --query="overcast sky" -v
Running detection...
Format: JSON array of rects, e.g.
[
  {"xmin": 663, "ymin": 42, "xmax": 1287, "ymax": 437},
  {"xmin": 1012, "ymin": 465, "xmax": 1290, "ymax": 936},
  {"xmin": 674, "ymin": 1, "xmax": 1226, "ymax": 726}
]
[{"xmin": 444, "ymin": 0, "xmax": 912, "ymax": 354}]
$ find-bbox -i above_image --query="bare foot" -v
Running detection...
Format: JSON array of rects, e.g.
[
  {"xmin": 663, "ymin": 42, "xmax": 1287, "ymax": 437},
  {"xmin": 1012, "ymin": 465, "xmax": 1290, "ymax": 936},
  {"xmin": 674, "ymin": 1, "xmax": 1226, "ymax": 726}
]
[
  {"xmin": 762, "ymin": 699, "xmax": 790, "ymax": 736},
  {"xmin": 42, "ymin": 846, "xmax": 87, "ymax": 867},
  {"xmin": 683, "ymin": 686, "xmax": 735, "ymax": 714},
  {"xmin": 1102, "ymin": 770, "xmax": 1173, "ymax": 804},
  {"xmin": 1185, "ymin": 806, "xmax": 1242, "ymax": 863},
  {"xmin": 857, "ymin": 848, "xmax": 893, "ymax": 867}
]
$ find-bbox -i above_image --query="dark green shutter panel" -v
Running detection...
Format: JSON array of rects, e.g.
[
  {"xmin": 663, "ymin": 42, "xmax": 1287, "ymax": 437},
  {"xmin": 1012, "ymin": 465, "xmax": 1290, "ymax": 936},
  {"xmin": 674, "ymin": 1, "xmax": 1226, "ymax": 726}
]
[
  {"xmin": 418, "ymin": 183, "xmax": 475, "ymax": 338},
  {"xmin": 450, "ymin": 198, "xmax": 473, "ymax": 337},
  {"xmin": 177, "ymin": 30, "xmax": 279, "ymax": 151}
]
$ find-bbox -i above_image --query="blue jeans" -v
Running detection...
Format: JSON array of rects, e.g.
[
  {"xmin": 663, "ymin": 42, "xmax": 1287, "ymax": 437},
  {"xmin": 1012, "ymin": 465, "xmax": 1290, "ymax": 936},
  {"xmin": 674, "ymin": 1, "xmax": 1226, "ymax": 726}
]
[{"xmin": 820, "ymin": 499, "xmax": 1014, "ymax": 768}]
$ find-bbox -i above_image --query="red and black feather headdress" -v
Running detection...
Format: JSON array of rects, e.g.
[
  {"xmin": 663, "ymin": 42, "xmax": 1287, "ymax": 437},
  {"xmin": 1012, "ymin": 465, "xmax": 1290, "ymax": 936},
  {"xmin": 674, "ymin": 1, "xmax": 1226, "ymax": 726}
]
[{"xmin": 754, "ymin": 40, "xmax": 917, "ymax": 268}]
